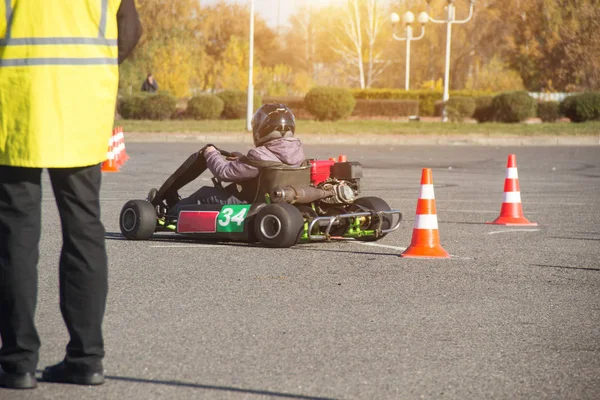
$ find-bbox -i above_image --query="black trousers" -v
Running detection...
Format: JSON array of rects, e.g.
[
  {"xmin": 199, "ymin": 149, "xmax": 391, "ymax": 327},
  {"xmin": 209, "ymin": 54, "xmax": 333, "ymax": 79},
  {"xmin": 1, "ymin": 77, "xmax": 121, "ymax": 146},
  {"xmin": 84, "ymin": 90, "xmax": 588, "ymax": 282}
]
[{"xmin": 0, "ymin": 164, "xmax": 107, "ymax": 374}]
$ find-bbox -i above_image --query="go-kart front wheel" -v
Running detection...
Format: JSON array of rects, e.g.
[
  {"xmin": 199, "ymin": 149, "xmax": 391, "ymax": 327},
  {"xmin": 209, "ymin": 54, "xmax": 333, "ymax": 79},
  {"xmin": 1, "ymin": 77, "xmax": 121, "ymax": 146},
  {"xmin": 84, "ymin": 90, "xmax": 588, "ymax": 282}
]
[
  {"xmin": 254, "ymin": 203, "xmax": 304, "ymax": 248},
  {"xmin": 119, "ymin": 200, "xmax": 157, "ymax": 240}
]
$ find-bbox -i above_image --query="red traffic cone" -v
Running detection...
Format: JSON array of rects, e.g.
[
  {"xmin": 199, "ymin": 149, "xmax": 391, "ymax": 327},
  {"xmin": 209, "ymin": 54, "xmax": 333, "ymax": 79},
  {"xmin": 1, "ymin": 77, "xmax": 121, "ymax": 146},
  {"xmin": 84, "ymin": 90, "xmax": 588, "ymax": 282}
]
[
  {"xmin": 487, "ymin": 154, "xmax": 537, "ymax": 226},
  {"xmin": 101, "ymin": 134, "xmax": 119, "ymax": 172},
  {"xmin": 401, "ymin": 168, "xmax": 450, "ymax": 258}
]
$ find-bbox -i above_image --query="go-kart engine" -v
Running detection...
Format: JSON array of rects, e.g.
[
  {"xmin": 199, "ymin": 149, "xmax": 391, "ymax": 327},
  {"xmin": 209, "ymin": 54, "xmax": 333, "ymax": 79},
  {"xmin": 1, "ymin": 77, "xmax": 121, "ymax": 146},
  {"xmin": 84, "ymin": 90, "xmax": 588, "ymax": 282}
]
[{"xmin": 271, "ymin": 180, "xmax": 359, "ymax": 205}]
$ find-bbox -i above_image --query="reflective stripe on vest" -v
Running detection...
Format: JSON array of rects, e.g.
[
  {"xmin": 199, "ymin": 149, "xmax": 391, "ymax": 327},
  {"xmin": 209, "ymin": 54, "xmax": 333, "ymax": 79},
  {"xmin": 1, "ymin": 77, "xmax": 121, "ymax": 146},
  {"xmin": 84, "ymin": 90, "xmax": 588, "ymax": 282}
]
[{"xmin": 0, "ymin": 0, "xmax": 118, "ymax": 66}]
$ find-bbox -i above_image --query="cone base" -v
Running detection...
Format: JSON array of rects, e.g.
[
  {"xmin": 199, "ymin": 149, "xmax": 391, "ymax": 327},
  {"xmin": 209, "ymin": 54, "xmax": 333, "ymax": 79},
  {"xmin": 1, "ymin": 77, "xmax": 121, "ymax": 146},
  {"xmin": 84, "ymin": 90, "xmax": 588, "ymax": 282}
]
[
  {"xmin": 486, "ymin": 216, "xmax": 537, "ymax": 226},
  {"xmin": 101, "ymin": 163, "xmax": 120, "ymax": 173},
  {"xmin": 401, "ymin": 245, "xmax": 450, "ymax": 258}
]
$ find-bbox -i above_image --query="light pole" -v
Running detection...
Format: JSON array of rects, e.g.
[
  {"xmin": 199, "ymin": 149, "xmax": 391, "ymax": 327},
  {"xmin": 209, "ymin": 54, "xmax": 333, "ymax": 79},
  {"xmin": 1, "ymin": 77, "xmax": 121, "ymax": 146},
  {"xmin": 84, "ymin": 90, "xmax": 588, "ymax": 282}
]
[
  {"xmin": 427, "ymin": 0, "xmax": 475, "ymax": 122},
  {"xmin": 246, "ymin": 0, "xmax": 255, "ymax": 132},
  {"xmin": 391, "ymin": 11, "xmax": 429, "ymax": 91}
]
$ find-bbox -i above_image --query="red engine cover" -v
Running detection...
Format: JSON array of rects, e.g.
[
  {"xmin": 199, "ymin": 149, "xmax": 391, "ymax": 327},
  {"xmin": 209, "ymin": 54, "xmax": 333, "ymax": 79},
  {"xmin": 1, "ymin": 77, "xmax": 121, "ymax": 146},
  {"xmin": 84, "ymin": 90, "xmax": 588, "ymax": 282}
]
[{"xmin": 310, "ymin": 160, "xmax": 335, "ymax": 185}]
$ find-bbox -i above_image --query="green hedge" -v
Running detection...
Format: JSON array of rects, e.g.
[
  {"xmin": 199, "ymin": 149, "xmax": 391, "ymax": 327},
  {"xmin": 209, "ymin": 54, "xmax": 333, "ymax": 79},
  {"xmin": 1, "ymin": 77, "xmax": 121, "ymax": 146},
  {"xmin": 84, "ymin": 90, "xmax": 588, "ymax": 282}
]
[
  {"xmin": 304, "ymin": 87, "xmax": 356, "ymax": 121},
  {"xmin": 537, "ymin": 101, "xmax": 561, "ymax": 123},
  {"xmin": 472, "ymin": 96, "xmax": 495, "ymax": 123},
  {"xmin": 352, "ymin": 99, "xmax": 419, "ymax": 117},
  {"xmin": 351, "ymin": 89, "xmax": 492, "ymax": 116},
  {"xmin": 262, "ymin": 96, "xmax": 311, "ymax": 119},
  {"xmin": 445, "ymin": 97, "xmax": 476, "ymax": 122},
  {"xmin": 186, "ymin": 94, "xmax": 224, "ymax": 120},
  {"xmin": 118, "ymin": 93, "xmax": 177, "ymax": 120},
  {"xmin": 491, "ymin": 91, "xmax": 536, "ymax": 123},
  {"xmin": 216, "ymin": 90, "xmax": 262, "ymax": 119},
  {"xmin": 560, "ymin": 92, "xmax": 600, "ymax": 122}
]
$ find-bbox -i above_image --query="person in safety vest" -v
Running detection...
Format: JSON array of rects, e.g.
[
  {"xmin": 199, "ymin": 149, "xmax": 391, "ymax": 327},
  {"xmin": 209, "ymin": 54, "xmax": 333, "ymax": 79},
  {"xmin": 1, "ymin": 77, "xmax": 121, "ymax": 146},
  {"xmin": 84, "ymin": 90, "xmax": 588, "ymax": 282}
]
[
  {"xmin": 148, "ymin": 103, "xmax": 306, "ymax": 217},
  {"xmin": 0, "ymin": 0, "xmax": 142, "ymax": 390}
]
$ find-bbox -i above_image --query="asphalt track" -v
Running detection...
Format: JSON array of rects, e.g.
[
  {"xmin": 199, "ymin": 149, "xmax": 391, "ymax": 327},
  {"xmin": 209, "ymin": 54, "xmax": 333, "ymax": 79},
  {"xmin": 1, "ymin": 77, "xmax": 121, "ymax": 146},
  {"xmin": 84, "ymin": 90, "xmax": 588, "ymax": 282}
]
[{"xmin": 6, "ymin": 142, "xmax": 600, "ymax": 400}]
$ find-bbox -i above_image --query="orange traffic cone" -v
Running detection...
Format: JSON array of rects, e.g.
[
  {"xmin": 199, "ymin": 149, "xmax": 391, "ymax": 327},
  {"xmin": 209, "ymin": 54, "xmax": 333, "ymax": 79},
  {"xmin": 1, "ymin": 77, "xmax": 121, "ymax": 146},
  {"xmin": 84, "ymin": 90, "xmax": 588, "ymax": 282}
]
[
  {"xmin": 112, "ymin": 128, "xmax": 123, "ymax": 167},
  {"xmin": 338, "ymin": 154, "xmax": 347, "ymax": 162},
  {"xmin": 401, "ymin": 168, "xmax": 450, "ymax": 258},
  {"xmin": 487, "ymin": 154, "xmax": 537, "ymax": 226},
  {"xmin": 101, "ymin": 134, "xmax": 119, "ymax": 172},
  {"xmin": 119, "ymin": 126, "xmax": 130, "ymax": 163}
]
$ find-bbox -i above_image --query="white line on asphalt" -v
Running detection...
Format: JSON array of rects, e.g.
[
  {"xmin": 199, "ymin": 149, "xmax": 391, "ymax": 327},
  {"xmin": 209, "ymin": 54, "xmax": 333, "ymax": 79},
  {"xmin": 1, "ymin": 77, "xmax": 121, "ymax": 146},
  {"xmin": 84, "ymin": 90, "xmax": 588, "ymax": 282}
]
[
  {"xmin": 353, "ymin": 242, "xmax": 407, "ymax": 251},
  {"xmin": 488, "ymin": 229, "xmax": 541, "ymax": 235},
  {"xmin": 391, "ymin": 199, "xmax": 589, "ymax": 206},
  {"xmin": 353, "ymin": 241, "xmax": 472, "ymax": 260},
  {"xmin": 149, "ymin": 244, "xmax": 221, "ymax": 248}
]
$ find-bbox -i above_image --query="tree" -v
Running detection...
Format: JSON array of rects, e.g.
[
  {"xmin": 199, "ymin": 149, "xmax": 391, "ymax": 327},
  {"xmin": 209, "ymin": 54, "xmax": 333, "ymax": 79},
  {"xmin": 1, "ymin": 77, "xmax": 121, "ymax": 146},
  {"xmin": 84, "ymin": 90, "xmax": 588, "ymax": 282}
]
[{"xmin": 119, "ymin": 0, "xmax": 208, "ymax": 97}]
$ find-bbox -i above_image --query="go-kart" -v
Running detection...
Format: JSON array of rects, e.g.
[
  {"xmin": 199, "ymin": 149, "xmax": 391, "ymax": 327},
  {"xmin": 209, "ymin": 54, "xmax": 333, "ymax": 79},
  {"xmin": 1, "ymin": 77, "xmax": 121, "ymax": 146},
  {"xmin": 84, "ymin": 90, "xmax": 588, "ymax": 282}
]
[{"xmin": 118, "ymin": 147, "xmax": 402, "ymax": 248}]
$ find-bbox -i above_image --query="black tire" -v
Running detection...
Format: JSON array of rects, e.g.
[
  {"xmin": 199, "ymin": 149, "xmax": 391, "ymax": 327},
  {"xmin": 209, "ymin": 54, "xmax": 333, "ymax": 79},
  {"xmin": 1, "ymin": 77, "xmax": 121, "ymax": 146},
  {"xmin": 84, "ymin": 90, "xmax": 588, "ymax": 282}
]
[
  {"xmin": 119, "ymin": 200, "xmax": 157, "ymax": 240},
  {"xmin": 254, "ymin": 203, "xmax": 304, "ymax": 248},
  {"xmin": 147, "ymin": 188, "xmax": 158, "ymax": 202},
  {"xmin": 353, "ymin": 196, "xmax": 393, "ymax": 242}
]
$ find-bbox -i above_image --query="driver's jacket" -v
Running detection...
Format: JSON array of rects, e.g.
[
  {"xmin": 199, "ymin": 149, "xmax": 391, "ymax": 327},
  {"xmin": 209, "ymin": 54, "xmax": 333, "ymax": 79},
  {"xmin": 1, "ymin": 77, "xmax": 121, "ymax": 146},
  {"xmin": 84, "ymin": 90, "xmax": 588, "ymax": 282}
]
[{"xmin": 205, "ymin": 137, "xmax": 305, "ymax": 183}]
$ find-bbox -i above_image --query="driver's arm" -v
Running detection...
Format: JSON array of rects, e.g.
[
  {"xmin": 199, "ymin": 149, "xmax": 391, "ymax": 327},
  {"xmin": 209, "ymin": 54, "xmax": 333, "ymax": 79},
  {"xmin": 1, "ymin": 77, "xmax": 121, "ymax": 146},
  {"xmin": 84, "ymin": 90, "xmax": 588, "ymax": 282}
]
[{"xmin": 204, "ymin": 150, "xmax": 259, "ymax": 183}]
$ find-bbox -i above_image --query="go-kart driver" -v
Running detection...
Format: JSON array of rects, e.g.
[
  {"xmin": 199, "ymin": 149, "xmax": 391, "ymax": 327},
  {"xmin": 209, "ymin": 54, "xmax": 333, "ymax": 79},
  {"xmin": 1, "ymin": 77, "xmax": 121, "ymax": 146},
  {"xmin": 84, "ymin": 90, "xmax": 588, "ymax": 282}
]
[{"xmin": 150, "ymin": 103, "xmax": 306, "ymax": 215}]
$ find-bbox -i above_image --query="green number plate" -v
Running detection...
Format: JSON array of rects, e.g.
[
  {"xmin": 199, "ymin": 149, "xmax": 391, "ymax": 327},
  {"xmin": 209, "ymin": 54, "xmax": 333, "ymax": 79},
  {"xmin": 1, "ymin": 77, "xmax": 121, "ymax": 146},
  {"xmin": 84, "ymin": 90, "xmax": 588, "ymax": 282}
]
[{"xmin": 216, "ymin": 205, "xmax": 251, "ymax": 233}]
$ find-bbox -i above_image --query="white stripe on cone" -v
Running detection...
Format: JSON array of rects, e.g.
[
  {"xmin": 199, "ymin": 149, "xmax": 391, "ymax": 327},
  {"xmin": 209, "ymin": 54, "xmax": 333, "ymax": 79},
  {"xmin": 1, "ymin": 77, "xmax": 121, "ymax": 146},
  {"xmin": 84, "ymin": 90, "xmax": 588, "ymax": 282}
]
[
  {"xmin": 413, "ymin": 214, "xmax": 439, "ymax": 229},
  {"xmin": 503, "ymin": 191, "xmax": 522, "ymax": 203},
  {"xmin": 419, "ymin": 184, "xmax": 435, "ymax": 200},
  {"xmin": 505, "ymin": 167, "xmax": 518, "ymax": 179}
]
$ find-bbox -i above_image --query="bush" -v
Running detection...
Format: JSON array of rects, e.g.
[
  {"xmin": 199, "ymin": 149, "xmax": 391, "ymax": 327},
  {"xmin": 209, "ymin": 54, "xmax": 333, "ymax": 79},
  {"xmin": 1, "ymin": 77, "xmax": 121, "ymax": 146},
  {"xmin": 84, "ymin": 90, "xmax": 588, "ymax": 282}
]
[
  {"xmin": 118, "ymin": 93, "xmax": 177, "ymax": 120},
  {"xmin": 351, "ymin": 89, "xmax": 492, "ymax": 116},
  {"xmin": 491, "ymin": 91, "xmax": 536, "ymax": 123},
  {"xmin": 142, "ymin": 93, "xmax": 178, "ymax": 120},
  {"xmin": 473, "ymin": 96, "xmax": 495, "ymax": 123},
  {"xmin": 537, "ymin": 101, "xmax": 561, "ymax": 122},
  {"xmin": 186, "ymin": 94, "xmax": 224, "ymax": 120},
  {"xmin": 352, "ymin": 99, "xmax": 419, "ymax": 117},
  {"xmin": 560, "ymin": 92, "xmax": 600, "ymax": 122},
  {"xmin": 217, "ymin": 90, "xmax": 262, "ymax": 119},
  {"xmin": 118, "ymin": 94, "xmax": 146, "ymax": 120},
  {"xmin": 444, "ymin": 97, "xmax": 476, "ymax": 122},
  {"xmin": 262, "ymin": 96, "xmax": 311, "ymax": 119},
  {"xmin": 304, "ymin": 87, "xmax": 356, "ymax": 121}
]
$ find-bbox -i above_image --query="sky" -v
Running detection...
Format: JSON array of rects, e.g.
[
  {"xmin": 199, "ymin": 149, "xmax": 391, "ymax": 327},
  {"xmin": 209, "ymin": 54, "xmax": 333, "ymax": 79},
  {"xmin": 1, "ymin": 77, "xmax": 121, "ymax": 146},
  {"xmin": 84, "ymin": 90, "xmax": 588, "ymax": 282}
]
[{"xmin": 201, "ymin": 0, "xmax": 348, "ymax": 28}]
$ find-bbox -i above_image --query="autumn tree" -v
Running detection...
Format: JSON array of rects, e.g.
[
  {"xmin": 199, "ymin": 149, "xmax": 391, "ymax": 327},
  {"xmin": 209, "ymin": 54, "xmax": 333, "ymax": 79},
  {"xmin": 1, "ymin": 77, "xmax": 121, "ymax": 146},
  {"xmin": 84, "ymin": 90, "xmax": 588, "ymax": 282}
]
[{"xmin": 119, "ymin": 0, "xmax": 208, "ymax": 97}]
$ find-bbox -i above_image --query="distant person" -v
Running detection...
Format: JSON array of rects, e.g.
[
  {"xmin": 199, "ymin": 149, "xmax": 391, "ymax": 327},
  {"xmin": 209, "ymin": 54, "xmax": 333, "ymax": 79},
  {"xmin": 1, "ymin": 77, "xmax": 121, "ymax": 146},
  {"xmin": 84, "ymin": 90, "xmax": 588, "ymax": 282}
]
[
  {"xmin": 0, "ymin": 0, "xmax": 142, "ymax": 390},
  {"xmin": 141, "ymin": 73, "xmax": 158, "ymax": 92}
]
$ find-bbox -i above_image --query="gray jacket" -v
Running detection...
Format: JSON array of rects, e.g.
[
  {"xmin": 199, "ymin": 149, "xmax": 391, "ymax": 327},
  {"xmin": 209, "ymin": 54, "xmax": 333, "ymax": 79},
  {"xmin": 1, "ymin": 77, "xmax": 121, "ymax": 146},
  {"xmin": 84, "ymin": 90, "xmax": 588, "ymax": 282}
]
[{"xmin": 205, "ymin": 138, "xmax": 306, "ymax": 183}]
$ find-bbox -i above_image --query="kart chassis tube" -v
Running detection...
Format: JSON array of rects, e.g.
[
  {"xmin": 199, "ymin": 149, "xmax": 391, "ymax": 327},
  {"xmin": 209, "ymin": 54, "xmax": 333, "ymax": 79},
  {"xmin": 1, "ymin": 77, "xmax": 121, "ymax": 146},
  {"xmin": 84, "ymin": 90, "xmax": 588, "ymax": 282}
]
[{"xmin": 307, "ymin": 210, "xmax": 402, "ymax": 240}]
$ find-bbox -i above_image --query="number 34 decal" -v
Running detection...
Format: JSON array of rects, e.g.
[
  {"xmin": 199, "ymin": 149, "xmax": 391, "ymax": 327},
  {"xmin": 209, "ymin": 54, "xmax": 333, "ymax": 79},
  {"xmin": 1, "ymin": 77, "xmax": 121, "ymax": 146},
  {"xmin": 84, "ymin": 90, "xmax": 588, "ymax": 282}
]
[
  {"xmin": 216, "ymin": 205, "xmax": 250, "ymax": 233},
  {"xmin": 218, "ymin": 207, "xmax": 247, "ymax": 226}
]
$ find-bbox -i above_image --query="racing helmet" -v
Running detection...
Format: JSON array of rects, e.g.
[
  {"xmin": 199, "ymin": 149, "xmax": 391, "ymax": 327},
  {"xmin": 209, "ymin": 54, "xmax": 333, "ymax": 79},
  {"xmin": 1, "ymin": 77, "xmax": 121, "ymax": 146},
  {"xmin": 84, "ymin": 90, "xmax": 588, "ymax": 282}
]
[{"xmin": 251, "ymin": 103, "xmax": 296, "ymax": 146}]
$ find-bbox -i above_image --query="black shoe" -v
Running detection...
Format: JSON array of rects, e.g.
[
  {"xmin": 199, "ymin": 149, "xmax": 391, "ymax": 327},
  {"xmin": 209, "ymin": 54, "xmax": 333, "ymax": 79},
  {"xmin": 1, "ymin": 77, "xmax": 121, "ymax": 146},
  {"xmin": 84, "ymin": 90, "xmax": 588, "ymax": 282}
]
[
  {"xmin": 42, "ymin": 361, "xmax": 104, "ymax": 386},
  {"xmin": 0, "ymin": 371, "xmax": 37, "ymax": 389}
]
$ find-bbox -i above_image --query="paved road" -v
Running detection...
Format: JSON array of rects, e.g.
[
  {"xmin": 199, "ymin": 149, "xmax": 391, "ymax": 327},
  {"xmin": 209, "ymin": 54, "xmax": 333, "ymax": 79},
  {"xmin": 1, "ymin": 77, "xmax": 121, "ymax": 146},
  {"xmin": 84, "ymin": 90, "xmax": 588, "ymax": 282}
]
[{"xmin": 6, "ymin": 143, "xmax": 600, "ymax": 400}]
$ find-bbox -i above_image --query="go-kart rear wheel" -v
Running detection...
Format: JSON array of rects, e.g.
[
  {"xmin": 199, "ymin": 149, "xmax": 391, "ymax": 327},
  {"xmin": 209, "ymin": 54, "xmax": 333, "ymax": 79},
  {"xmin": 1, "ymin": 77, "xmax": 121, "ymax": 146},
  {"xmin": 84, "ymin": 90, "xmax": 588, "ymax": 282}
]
[
  {"xmin": 120, "ymin": 200, "xmax": 157, "ymax": 240},
  {"xmin": 353, "ymin": 196, "xmax": 393, "ymax": 242},
  {"xmin": 254, "ymin": 203, "xmax": 304, "ymax": 248}
]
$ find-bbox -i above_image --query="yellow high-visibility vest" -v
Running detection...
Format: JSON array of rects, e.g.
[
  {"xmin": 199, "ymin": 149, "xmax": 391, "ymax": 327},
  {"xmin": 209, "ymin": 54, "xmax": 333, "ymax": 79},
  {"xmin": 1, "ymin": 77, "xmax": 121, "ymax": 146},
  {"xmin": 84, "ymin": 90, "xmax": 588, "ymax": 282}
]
[{"xmin": 0, "ymin": 0, "xmax": 122, "ymax": 168}]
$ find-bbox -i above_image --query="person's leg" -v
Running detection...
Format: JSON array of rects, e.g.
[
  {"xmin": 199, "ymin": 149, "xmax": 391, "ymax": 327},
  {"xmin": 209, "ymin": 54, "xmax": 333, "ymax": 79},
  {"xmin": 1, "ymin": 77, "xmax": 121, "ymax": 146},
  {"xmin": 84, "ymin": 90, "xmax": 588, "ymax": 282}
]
[
  {"xmin": 44, "ymin": 164, "xmax": 107, "ymax": 383},
  {"xmin": 0, "ymin": 166, "xmax": 42, "ymax": 389},
  {"xmin": 153, "ymin": 148, "xmax": 209, "ymax": 208},
  {"xmin": 168, "ymin": 186, "xmax": 244, "ymax": 216}
]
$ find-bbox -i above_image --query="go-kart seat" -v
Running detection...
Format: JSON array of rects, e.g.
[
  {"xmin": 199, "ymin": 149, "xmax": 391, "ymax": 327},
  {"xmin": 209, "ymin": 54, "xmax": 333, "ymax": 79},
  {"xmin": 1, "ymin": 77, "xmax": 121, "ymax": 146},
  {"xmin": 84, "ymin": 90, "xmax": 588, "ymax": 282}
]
[{"xmin": 236, "ymin": 165, "xmax": 311, "ymax": 203}]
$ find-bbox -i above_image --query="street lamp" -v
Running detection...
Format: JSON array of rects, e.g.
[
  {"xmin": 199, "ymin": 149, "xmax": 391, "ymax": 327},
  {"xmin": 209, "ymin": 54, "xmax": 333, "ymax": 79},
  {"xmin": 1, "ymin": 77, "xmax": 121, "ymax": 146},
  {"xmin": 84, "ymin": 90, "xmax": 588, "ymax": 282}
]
[
  {"xmin": 391, "ymin": 10, "xmax": 429, "ymax": 90},
  {"xmin": 426, "ymin": 0, "xmax": 475, "ymax": 122},
  {"xmin": 246, "ymin": 0, "xmax": 255, "ymax": 132}
]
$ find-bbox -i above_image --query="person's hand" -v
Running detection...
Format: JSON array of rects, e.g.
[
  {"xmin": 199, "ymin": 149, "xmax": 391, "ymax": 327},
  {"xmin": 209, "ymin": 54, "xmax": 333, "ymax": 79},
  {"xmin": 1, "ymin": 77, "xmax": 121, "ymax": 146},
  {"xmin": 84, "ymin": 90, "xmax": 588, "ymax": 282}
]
[
  {"xmin": 204, "ymin": 146, "xmax": 217, "ymax": 155},
  {"xmin": 225, "ymin": 151, "xmax": 244, "ymax": 161}
]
